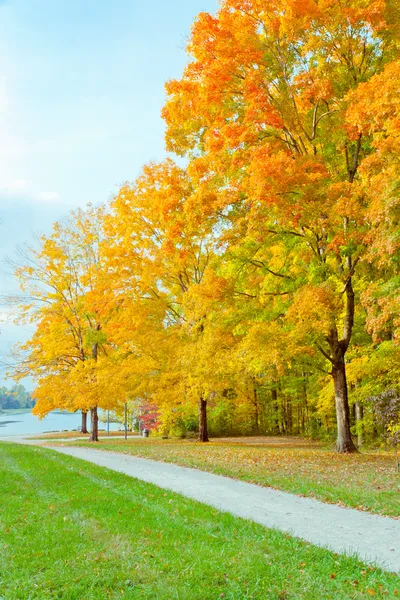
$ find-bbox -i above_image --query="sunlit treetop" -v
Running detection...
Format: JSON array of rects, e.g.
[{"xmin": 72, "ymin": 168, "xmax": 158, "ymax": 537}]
[{"xmin": 164, "ymin": 0, "xmax": 398, "ymax": 162}]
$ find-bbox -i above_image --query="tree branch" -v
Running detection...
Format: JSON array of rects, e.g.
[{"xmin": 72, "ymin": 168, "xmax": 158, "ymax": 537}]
[{"xmin": 316, "ymin": 343, "xmax": 334, "ymax": 364}]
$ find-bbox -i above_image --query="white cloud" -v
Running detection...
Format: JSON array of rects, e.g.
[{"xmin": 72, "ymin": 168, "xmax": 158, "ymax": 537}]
[
  {"xmin": 0, "ymin": 179, "xmax": 27, "ymax": 193},
  {"xmin": 0, "ymin": 74, "xmax": 60, "ymax": 205},
  {"xmin": 37, "ymin": 191, "xmax": 60, "ymax": 202},
  {"xmin": 0, "ymin": 179, "xmax": 60, "ymax": 203}
]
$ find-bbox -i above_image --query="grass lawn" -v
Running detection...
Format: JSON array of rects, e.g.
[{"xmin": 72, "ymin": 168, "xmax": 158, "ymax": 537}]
[
  {"xmin": 0, "ymin": 443, "xmax": 398, "ymax": 600},
  {"xmin": 57, "ymin": 437, "xmax": 400, "ymax": 518}
]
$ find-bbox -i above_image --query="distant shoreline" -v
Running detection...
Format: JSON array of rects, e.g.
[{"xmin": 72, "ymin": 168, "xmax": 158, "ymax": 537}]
[
  {"xmin": 0, "ymin": 408, "xmax": 32, "ymax": 416},
  {"xmin": 0, "ymin": 408, "xmax": 73, "ymax": 417}
]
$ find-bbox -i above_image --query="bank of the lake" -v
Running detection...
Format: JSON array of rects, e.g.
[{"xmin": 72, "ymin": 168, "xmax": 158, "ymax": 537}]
[{"xmin": 0, "ymin": 409, "xmax": 121, "ymax": 436}]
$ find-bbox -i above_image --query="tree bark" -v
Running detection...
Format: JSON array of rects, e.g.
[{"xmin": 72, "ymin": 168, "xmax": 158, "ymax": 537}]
[
  {"xmin": 252, "ymin": 378, "xmax": 260, "ymax": 435},
  {"xmin": 271, "ymin": 387, "xmax": 279, "ymax": 434},
  {"xmin": 302, "ymin": 372, "xmax": 309, "ymax": 435},
  {"xmin": 89, "ymin": 336, "xmax": 99, "ymax": 442},
  {"xmin": 355, "ymin": 402, "xmax": 364, "ymax": 448},
  {"xmin": 198, "ymin": 397, "xmax": 209, "ymax": 442},
  {"xmin": 81, "ymin": 410, "xmax": 88, "ymax": 434},
  {"xmin": 89, "ymin": 407, "xmax": 99, "ymax": 442},
  {"xmin": 329, "ymin": 332, "xmax": 357, "ymax": 453},
  {"xmin": 318, "ymin": 275, "xmax": 357, "ymax": 453},
  {"xmin": 286, "ymin": 396, "xmax": 293, "ymax": 433},
  {"xmin": 351, "ymin": 402, "xmax": 356, "ymax": 427},
  {"xmin": 332, "ymin": 362, "xmax": 355, "ymax": 452}
]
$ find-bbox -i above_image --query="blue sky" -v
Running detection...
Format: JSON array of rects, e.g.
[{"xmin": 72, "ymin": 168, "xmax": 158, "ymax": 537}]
[{"xmin": 0, "ymin": 0, "xmax": 218, "ymax": 384}]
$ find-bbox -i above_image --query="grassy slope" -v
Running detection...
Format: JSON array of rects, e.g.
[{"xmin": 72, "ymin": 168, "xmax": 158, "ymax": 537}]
[
  {"xmin": 0, "ymin": 443, "xmax": 398, "ymax": 600},
  {"xmin": 59, "ymin": 438, "xmax": 400, "ymax": 517}
]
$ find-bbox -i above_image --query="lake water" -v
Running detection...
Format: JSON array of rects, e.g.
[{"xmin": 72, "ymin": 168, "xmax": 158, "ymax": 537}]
[{"xmin": 0, "ymin": 410, "xmax": 122, "ymax": 436}]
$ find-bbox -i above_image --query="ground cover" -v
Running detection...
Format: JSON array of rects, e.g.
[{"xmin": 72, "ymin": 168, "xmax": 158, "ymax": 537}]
[
  {"xmin": 60, "ymin": 437, "xmax": 400, "ymax": 517},
  {"xmin": 0, "ymin": 442, "xmax": 398, "ymax": 600}
]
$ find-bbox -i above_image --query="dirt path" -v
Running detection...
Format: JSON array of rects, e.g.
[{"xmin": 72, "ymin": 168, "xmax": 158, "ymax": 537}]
[{"xmin": 45, "ymin": 444, "xmax": 400, "ymax": 573}]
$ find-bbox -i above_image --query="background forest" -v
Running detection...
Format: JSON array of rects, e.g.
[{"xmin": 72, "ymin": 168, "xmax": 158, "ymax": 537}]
[
  {"xmin": 9, "ymin": 0, "xmax": 400, "ymax": 453},
  {"xmin": 0, "ymin": 385, "xmax": 33, "ymax": 412}
]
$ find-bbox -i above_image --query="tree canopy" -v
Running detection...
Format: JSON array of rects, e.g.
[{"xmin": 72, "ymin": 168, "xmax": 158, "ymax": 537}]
[{"xmin": 11, "ymin": 0, "xmax": 400, "ymax": 450}]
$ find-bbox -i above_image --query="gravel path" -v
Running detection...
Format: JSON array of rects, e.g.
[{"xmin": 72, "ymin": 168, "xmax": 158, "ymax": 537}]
[{"xmin": 48, "ymin": 445, "xmax": 400, "ymax": 573}]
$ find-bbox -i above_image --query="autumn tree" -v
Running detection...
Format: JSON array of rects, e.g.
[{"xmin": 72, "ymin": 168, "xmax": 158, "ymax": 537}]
[
  {"xmin": 12, "ymin": 205, "xmax": 116, "ymax": 442},
  {"xmin": 10, "ymin": 1, "xmax": 400, "ymax": 449},
  {"xmin": 104, "ymin": 159, "xmax": 228, "ymax": 441},
  {"xmin": 162, "ymin": 0, "xmax": 399, "ymax": 451},
  {"xmin": 345, "ymin": 60, "xmax": 400, "ymax": 343}
]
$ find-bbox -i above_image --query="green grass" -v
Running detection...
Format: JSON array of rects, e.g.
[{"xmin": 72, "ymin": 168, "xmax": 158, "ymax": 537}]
[
  {"xmin": 58, "ymin": 438, "xmax": 400, "ymax": 517},
  {"xmin": 0, "ymin": 443, "xmax": 398, "ymax": 599}
]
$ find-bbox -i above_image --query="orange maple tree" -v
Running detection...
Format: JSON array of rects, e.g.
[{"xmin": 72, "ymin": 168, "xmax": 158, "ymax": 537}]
[{"xmin": 162, "ymin": 0, "xmax": 399, "ymax": 451}]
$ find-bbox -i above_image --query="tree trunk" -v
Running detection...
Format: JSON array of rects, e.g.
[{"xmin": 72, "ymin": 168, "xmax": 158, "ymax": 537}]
[
  {"xmin": 302, "ymin": 372, "xmax": 309, "ymax": 435},
  {"xmin": 252, "ymin": 378, "xmax": 260, "ymax": 435},
  {"xmin": 89, "ymin": 407, "xmax": 99, "ymax": 442},
  {"xmin": 330, "ymin": 343, "xmax": 357, "ymax": 453},
  {"xmin": 81, "ymin": 410, "xmax": 88, "ymax": 434},
  {"xmin": 351, "ymin": 402, "xmax": 356, "ymax": 427},
  {"xmin": 286, "ymin": 396, "xmax": 293, "ymax": 433},
  {"xmin": 89, "ymin": 335, "xmax": 99, "ymax": 442},
  {"xmin": 320, "ymin": 276, "xmax": 357, "ymax": 453},
  {"xmin": 272, "ymin": 388, "xmax": 279, "ymax": 435},
  {"xmin": 355, "ymin": 402, "xmax": 364, "ymax": 448},
  {"xmin": 198, "ymin": 397, "xmax": 209, "ymax": 442}
]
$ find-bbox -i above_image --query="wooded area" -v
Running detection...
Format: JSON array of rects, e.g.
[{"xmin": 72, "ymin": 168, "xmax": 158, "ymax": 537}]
[
  {"xmin": 0, "ymin": 385, "xmax": 33, "ymax": 411},
  {"xmin": 10, "ymin": 0, "xmax": 400, "ymax": 452}
]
